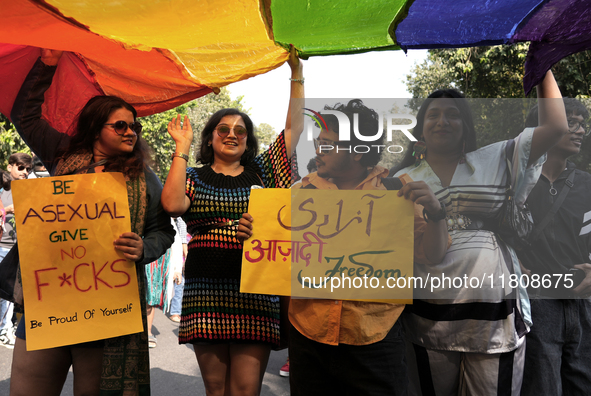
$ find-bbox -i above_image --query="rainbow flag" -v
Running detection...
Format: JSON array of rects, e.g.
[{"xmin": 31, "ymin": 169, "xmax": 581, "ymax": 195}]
[{"xmin": 1, "ymin": 0, "xmax": 589, "ymax": 131}]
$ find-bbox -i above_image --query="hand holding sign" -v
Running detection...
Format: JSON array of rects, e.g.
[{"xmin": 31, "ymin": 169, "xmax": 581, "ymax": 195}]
[
  {"xmin": 241, "ymin": 189, "xmax": 414, "ymax": 300},
  {"xmin": 397, "ymin": 181, "xmax": 441, "ymax": 214},
  {"xmin": 237, "ymin": 213, "xmax": 254, "ymax": 242},
  {"xmin": 114, "ymin": 232, "xmax": 143, "ymax": 261},
  {"xmin": 12, "ymin": 173, "xmax": 143, "ymax": 351}
]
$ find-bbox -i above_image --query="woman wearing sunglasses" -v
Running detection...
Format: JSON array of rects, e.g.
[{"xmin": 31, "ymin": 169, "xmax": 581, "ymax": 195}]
[
  {"xmin": 9, "ymin": 49, "xmax": 175, "ymax": 396},
  {"xmin": 161, "ymin": 46, "xmax": 303, "ymax": 396}
]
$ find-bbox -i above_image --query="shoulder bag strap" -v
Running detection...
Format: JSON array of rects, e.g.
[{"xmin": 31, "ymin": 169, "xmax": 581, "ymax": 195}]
[{"xmin": 504, "ymin": 139, "xmax": 516, "ymax": 191}]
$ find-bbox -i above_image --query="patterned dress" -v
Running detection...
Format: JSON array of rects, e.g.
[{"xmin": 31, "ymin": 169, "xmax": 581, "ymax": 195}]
[
  {"xmin": 145, "ymin": 249, "xmax": 171, "ymax": 309},
  {"xmin": 180, "ymin": 132, "xmax": 291, "ymax": 347}
]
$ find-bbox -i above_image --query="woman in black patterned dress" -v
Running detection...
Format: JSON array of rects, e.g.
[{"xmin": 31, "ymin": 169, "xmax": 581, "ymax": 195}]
[{"xmin": 161, "ymin": 47, "xmax": 303, "ymax": 396}]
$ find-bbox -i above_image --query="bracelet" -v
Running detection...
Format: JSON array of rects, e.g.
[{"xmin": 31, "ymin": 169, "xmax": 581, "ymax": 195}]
[
  {"xmin": 172, "ymin": 152, "xmax": 189, "ymax": 161},
  {"xmin": 289, "ymin": 78, "xmax": 305, "ymax": 84},
  {"xmin": 423, "ymin": 201, "xmax": 446, "ymax": 223}
]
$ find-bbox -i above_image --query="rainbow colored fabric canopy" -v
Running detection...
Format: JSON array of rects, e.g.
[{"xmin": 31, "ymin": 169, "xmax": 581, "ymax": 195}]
[{"xmin": 1, "ymin": 0, "xmax": 589, "ymax": 132}]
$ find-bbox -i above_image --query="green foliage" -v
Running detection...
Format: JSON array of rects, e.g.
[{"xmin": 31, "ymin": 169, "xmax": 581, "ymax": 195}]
[
  {"xmin": 256, "ymin": 123, "xmax": 278, "ymax": 150},
  {"xmin": 139, "ymin": 102, "xmax": 194, "ymax": 182},
  {"xmin": 406, "ymin": 46, "xmax": 591, "ymax": 172},
  {"xmin": 0, "ymin": 114, "xmax": 31, "ymax": 169},
  {"xmin": 377, "ymin": 103, "xmax": 416, "ymax": 170},
  {"xmin": 139, "ymin": 87, "xmax": 246, "ymax": 181}
]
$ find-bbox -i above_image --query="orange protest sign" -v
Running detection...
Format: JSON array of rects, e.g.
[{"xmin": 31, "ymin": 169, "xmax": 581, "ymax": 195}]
[
  {"xmin": 241, "ymin": 189, "xmax": 414, "ymax": 301},
  {"xmin": 12, "ymin": 173, "xmax": 143, "ymax": 351}
]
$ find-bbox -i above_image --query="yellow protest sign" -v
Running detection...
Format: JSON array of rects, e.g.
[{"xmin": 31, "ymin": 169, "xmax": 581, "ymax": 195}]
[
  {"xmin": 12, "ymin": 173, "xmax": 143, "ymax": 351},
  {"xmin": 241, "ymin": 189, "xmax": 414, "ymax": 301},
  {"xmin": 241, "ymin": 189, "xmax": 292, "ymax": 296}
]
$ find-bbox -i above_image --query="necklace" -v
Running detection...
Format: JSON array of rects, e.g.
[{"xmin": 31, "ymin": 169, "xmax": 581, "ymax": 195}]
[
  {"xmin": 211, "ymin": 163, "xmax": 242, "ymax": 176},
  {"xmin": 547, "ymin": 167, "xmax": 568, "ymax": 196}
]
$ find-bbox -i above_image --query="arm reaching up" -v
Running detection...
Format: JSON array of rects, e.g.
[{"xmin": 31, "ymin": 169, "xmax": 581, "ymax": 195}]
[
  {"xmin": 284, "ymin": 45, "xmax": 304, "ymax": 160},
  {"xmin": 529, "ymin": 70, "xmax": 569, "ymax": 166},
  {"xmin": 161, "ymin": 115, "xmax": 193, "ymax": 216}
]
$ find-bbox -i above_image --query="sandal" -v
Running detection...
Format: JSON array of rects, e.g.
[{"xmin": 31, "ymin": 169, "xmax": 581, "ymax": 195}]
[{"xmin": 148, "ymin": 335, "xmax": 157, "ymax": 348}]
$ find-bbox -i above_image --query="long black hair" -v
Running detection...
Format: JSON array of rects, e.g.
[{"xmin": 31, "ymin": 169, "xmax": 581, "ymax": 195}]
[
  {"xmin": 390, "ymin": 89, "xmax": 477, "ymax": 175},
  {"xmin": 59, "ymin": 95, "xmax": 150, "ymax": 179},
  {"xmin": 197, "ymin": 108, "xmax": 258, "ymax": 165}
]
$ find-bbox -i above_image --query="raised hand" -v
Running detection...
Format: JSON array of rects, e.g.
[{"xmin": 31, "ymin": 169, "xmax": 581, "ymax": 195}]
[
  {"xmin": 288, "ymin": 44, "xmax": 302, "ymax": 76},
  {"xmin": 40, "ymin": 48, "xmax": 63, "ymax": 66},
  {"xmin": 285, "ymin": 44, "xmax": 304, "ymax": 159},
  {"xmin": 167, "ymin": 114, "xmax": 193, "ymax": 154}
]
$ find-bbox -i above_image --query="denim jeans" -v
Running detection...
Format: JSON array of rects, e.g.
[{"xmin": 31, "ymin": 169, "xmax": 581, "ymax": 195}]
[
  {"xmin": 0, "ymin": 246, "xmax": 13, "ymax": 332},
  {"xmin": 169, "ymin": 275, "xmax": 184, "ymax": 316},
  {"xmin": 521, "ymin": 299, "xmax": 591, "ymax": 396}
]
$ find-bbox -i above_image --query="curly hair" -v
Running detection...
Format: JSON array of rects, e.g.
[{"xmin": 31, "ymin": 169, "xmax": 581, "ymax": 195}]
[{"xmin": 322, "ymin": 99, "xmax": 383, "ymax": 168}]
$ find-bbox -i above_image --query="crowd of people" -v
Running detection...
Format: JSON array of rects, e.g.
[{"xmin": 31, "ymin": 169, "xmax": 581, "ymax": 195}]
[{"xmin": 0, "ymin": 45, "xmax": 589, "ymax": 396}]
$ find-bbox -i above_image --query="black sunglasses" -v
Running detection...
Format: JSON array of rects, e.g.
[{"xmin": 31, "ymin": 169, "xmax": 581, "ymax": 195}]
[
  {"xmin": 17, "ymin": 165, "xmax": 32, "ymax": 173},
  {"xmin": 104, "ymin": 121, "xmax": 143, "ymax": 136}
]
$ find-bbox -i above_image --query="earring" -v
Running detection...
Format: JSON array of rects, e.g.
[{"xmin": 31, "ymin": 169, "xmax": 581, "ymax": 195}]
[
  {"xmin": 207, "ymin": 142, "xmax": 212, "ymax": 146},
  {"xmin": 412, "ymin": 140, "xmax": 427, "ymax": 167}
]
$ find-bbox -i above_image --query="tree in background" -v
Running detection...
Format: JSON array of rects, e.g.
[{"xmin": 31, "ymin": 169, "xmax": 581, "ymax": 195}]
[
  {"xmin": 256, "ymin": 122, "xmax": 278, "ymax": 150},
  {"xmin": 406, "ymin": 45, "xmax": 591, "ymax": 171},
  {"xmin": 140, "ymin": 86, "xmax": 246, "ymax": 181},
  {"xmin": 0, "ymin": 87, "xmax": 254, "ymax": 180},
  {"xmin": 378, "ymin": 102, "xmax": 415, "ymax": 170},
  {"xmin": 0, "ymin": 114, "xmax": 31, "ymax": 169}
]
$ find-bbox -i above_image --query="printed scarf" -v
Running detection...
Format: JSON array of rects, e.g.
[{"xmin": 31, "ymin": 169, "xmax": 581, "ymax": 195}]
[{"xmin": 55, "ymin": 151, "xmax": 150, "ymax": 396}]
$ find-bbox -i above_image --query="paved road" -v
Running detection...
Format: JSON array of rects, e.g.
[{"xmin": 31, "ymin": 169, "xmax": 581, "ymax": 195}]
[{"xmin": 0, "ymin": 309, "xmax": 290, "ymax": 395}]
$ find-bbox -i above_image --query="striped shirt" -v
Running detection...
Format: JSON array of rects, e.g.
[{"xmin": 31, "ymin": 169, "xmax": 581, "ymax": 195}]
[{"xmin": 396, "ymin": 128, "xmax": 543, "ymax": 353}]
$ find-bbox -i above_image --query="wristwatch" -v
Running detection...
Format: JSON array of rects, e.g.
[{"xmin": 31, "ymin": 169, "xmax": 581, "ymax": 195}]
[{"xmin": 423, "ymin": 201, "xmax": 446, "ymax": 223}]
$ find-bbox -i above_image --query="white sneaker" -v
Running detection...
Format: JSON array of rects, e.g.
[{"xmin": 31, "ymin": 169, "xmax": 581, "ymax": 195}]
[{"xmin": 0, "ymin": 328, "xmax": 15, "ymax": 349}]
